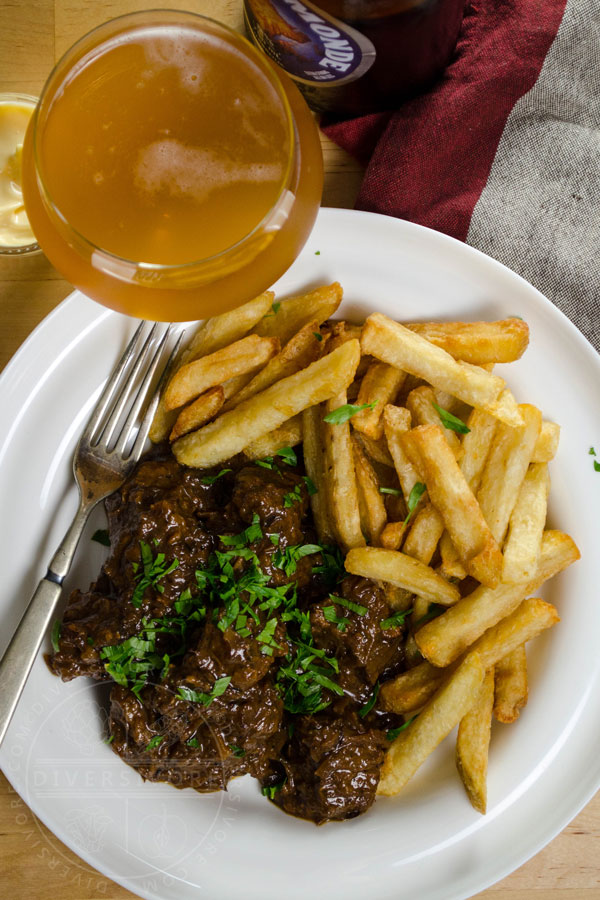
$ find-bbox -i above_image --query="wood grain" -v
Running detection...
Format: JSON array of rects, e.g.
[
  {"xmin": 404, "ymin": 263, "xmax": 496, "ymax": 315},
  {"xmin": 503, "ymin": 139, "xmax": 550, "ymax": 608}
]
[{"xmin": 0, "ymin": 3, "xmax": 597, "ymax": 900}]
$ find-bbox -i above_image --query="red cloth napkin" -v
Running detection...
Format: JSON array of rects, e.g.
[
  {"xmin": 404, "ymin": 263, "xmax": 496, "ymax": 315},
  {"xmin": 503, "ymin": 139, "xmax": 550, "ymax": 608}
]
[
  {"xmin": 324, "ymin": 0, "xmax": 567, "ymax": 241},
  {"xmin": 323, "ymin": 0, "xmax": 600, "ymax": 351}
]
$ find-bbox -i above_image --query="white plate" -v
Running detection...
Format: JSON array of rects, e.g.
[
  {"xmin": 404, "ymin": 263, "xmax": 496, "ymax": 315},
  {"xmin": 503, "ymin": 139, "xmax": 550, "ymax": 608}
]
[{"xmin": 1, "ymin": 208, "xmax": 599, "ymax": 900}]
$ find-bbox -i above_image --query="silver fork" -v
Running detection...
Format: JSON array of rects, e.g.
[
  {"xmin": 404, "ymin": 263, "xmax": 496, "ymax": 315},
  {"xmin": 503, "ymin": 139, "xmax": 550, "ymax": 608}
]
[{"xmin": 0, "ymin": 320, "xmax": 182, "ymax": 746}]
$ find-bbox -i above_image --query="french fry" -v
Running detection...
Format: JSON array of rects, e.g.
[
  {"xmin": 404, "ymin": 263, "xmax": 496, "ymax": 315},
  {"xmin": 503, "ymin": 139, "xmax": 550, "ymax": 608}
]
[
  {"xmin": 383, "ymin": 405, "xmax": 423, "ymax": 506},
  {"xmin": 357, "ymin": 431, "xmax": 395, "ymax": 468},
  {"xmin": 414, "ymin": 530, "xmax": 579, "ymax": 667},
  {"xmin": 327, "ymin": 321, "xmax": 363, "ymax": 352},
  {"xmin": 301, "ymin": 404, "xmax": 335, "ymax": 544},
  {"xmin": 254, "ymin": 282, "xmax": 343, "ymax": 344},
  {"xmin": 380, "ymin": 520, "xmax": 407, "ymax": 550},
  {"xmin": 164, "ymin": 335, "xmax": 279, "ymax": 411},
  {"xmin": 402, "ymin": 503, "xmax": 445, "ymax": 565},
  {"xmin": 460, "ymin": 407, "xmax": 498, "ymax": 493},
  {"xmin": 404, "ymin": 318, "xmax": 529, "ymax": 364},
  {"xmin": 361, "ymin": 313, "xmax": 507, "ymax": 417},
  {"xmin": 456, "ymin": 667, "xmax": 495, "ymax": 814},
  {"xmin": 380, "ymin": 660, "xmax": 445, "ymax": 715},
  {"xmin": 531, "ymin": 420, "xmax": 561, "ymax": 463},
  {"xmin": 477, "ymin": 404, "xmax": 542, "ymax": 544},
  {"xmin": 242, "ymin": 414, "xmax": 302, "ymax": 460},
  {"xmin": 223, "ymin": 320, "xmax": 322, "ymax": 411},
  {"xmin": 405, "ymin": 386, "xmax": 463, "ymax": 460},
  {"xmin": 493, "ymin": 645, "xmax": 528, "ymax": 723},
  {"xmin": 352, "ymin": 435, "xmax": 387, "ymax": 545},
  {"xmin": 438, "ymin": 531, "xmax": 467, "ymax": 580},
  {"xmin": 377, "ymin": 653, "xmax": 485, "ymax": 796},
  {"xmin": 187, "ymin": 291, "xmax": 274, "ymax": 361},
  {"xmin": 173, "ymin": 339, "xmax": 360, "ymax": 468},
  {"xmin": 351, "ymin": 361, "xmax": 405, "ymax": 440},
  {"xmin": 169, "ymin": 386, "xmax": 224, "ymax": 442},
  {"xmin": 323, "ymin": 390, "xmax": 365, "ymax": 551},
  {"xmin": 384, "ymin": 583, "xmax": 414, "ymax": 611},
  {"xmin": 402, "ymin": 424, "xmax": 503, "ymax": 588},
  {"xmin": 502, "ymin": 463, "xmax": 550, "ymax": 583},
  {"xmin": 345, "ymin": 547, "xmax": 460, "ymax": 605},
  {"xmin": 469, "ymin": 598, "xmax": 559, "ymax": 671},
  {"xmin": 149, "ymin": 292, "xmax": 274, "ymax": 442}
]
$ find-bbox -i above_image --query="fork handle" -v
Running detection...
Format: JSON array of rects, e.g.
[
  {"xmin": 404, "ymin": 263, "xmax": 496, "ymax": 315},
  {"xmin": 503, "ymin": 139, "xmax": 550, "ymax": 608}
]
[{"xmin": 0, "ymin": 500, "xmax": 93, "ymax": 746}]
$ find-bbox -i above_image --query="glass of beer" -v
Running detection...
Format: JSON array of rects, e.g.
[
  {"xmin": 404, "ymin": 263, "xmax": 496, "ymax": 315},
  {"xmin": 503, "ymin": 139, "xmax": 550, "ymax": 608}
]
[{"xmin": 22, "ymin": 10, "xmax": 323, "ymax": 321}]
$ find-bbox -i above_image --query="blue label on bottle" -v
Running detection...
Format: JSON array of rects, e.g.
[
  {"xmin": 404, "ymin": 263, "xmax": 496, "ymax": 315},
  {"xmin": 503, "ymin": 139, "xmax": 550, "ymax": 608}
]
[{"xmin": 244, "ymin": 0, "xmax": 376, "ymax": 85}]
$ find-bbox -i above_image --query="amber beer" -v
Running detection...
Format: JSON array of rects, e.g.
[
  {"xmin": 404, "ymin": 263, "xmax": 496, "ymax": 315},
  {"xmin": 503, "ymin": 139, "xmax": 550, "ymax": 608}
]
[
  {"xmin": 244, "ymin": 0, "xmax": 466, "ymax": 115},
  {"xmin": 22, "ymin": 11, "xmax": 323, "ymax": 321}
]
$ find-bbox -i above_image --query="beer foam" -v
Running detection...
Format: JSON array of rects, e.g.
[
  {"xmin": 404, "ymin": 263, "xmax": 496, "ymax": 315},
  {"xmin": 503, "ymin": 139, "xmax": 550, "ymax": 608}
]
[{"xmin": 134, "ymin": 138, "xmax": 284, "ymax": 202}]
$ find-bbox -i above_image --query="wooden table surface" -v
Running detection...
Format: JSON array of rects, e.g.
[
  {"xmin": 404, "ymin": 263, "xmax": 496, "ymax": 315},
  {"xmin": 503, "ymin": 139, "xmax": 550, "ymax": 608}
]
[{"xmin": 0, "ymin": 3, "xmax": 598, "ymax": 899}]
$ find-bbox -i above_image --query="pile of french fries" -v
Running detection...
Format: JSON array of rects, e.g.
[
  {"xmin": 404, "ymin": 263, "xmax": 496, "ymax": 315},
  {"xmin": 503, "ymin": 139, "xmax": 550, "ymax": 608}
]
[{"xmin": 150, "ymin": 282, "xmax": 580, "ymax": 815}]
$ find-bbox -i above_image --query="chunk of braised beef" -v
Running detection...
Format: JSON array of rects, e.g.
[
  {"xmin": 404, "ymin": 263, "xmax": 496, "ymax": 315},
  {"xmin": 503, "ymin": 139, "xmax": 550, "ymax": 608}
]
[
  {"xmin": 272, "ymin": 711, "xmax": 387, "ymax": 823},
  {"xmin": 311, "ymin": 575, "xmax": 405, "ymax": 684}
]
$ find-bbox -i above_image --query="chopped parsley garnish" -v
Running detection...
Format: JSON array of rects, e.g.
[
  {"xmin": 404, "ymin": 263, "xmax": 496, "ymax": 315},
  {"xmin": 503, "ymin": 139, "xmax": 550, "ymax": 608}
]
[
  {"xmin": 380, "ymin": 608, "xmax": 413, "ymax": 630},
  {"xmin": 256, "ymin": 617, "xmax": 281, "ymax": 656},
  {"xmin": 403, "ymin": 482, "xmax": 426, "ymax": 526},
  {"xmin": 272, "ymin": 301, "xmax": 281, "ymax": 314},
  {"xmin": 186, "ymin": 737, "xmax": 199, "ymax": 748},
  {"xmin": 432, "ymin": 402, "xmax": 470, "ymax": 435},
  {"xmin": 595, "ymin": 461, "xmax": 600, "ymax": 472},
  {"xmin": 329, "ymin": 594, "xmax": 367, "ymax": 616},
  {"xmin": 131, "ymin": 541, "xmax": 179, "ymax": 609},
  {"xmin": 303, "ymin": 475, "xmax": 318, "ymax": 495},
  {"xmin": 283, "ymin": 483, "xmax": 303, "ymax": 508},
  {"xmin": 311, "ymin": 544, "xmax": 345, "ymax": 587},
  {"xmin": 221, "ymin": 513, "xmax": 263, "ymax": 547},
  {"xmin": 177, "ymin": 675, "xmax": 232, "ymax": 707},
  {"xmin": 379, "ymin": 486, "xmax": 402, "ymax": 496},
  {"xmin": 201, "ymin": 468, "xmax": 232, "ymax": 485},
  {"xmin": 589, "ymin": 447, "xmax": 596, "ymax": 456},
  {"xmin": 91, "ymin": 529, "xmax": 110, "ymax": 546},
  {"xmin": 314, "ymin": 250, "xmax": 321, "ymax": 255},
  {"xmin": 145, "ymin": 735, "xmax": 164, "ymax": 751},
  {"xmin": 323, "ymin": 605, "xmax": 348, "ymax": 632},
  {"xmin": 358, "ymin": 682, "xmax": 380, "ymax": 718},
  {"xmin": 100, "ymin": 614, "xmax": 187, "ymax": 696},
  {"xmin": 386, "ymin": 715, "xmax": 417, "ymax": 741},
  {"xmin": 51, "ymin": 620, "xmax": 61, "ymax": 653},
  {"xmin": 273, "ymin": 543, "xmax": 322, "ymax": 576},
  {"xmin": 313, "ymin": 332, "xmax": 323, "ymax": 341},
  {"xmin": 323, "ymin": 401, "xmax": 378, "ymax": 425},
  {"xmin": 276, "ymin": 641, "xmax": 343, "ymax": 714},
  {"xmin": 414, "ymin": 603, "xmax": 445, "ymax": 627},
  {"xmin": 230, "ymin": 744, "xmax": 245, "ymax": 758},
  {"xmin": 256, "ymin": 446, "xmax": 298, "ymax": 471},
  {"xmin": 262, "ymin": 779, "xmax": 285, "ymax": 799},
  {"xmin": 104, "ymin": 735, "xmax": 115, "ymax": 745}
]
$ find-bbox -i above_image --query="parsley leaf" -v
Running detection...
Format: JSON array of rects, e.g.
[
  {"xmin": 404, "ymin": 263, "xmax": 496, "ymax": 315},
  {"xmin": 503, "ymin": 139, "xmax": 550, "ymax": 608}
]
[
  {"xmin": 230, "ymin": 744, "xmax": 245, "ymax": 757},
  {"xmin": 273, "ymin": 543, "xmax": 322, "ymax": 576},
  {"xmin": 589, "ymin": 446, "xmax": 596, "ymax": 456},
  {"xmin": 329, "ymin": 594, "xmax": 367, "ymax": 616},
  {"xmin": 432, "ymin": 402, "xmax": 470, "ymax": 435},
  {"xmin": 358, "ymin": 682, "xmax": 380, "ymax": 718},
  {"xmin": 403, "ymin": 482, "xmax": 426, "ymax": 526},
  {"xmin": 323, "ymin": 605, "xmax": 348, "ymax": 632},
  {"xmin": 276, "ymin": 446, "xmax": 297, "ymax": 466},
  {"xmin": 91, "ymin": 529, "xmax": 110, "ymax": 546},
  {"xmin": 145, "ymin": 735, "xmax": 164, "ymax": 751},
  {"xmin": 380, "ymin": 608, "xmax": 413, "ymax": 630},
  {"xmin": 595, "ymin": 461, "xmax": 600, "ymax": 472},
  {"xmin": 51, "ymin": 620, "xmax": 61, "ymax": 653},
  {"xmin": 386, "ymin": 715, "xmax": 417, "ymax": 741},
  {"xmin": 201, "ymin": 468, "xmax": 232, "ymax": 485},
  {"xmin": 186, "ymin": 737, "xmax": 199, "ymax": 748},
  {"xmin": 379, "ymin": 486, "xmax": 401, "ymax": 496},
  {"xmin": 178, "ymin": 675, "xmax": 232, "ymax": 707},
  {"xmin": 313, "ymin": 332, "xmax": 323, "ymax": 341},
  {"xmin": 131, "ymin": 541, "xmax": 179, "ymax": 609},
  {"xmin": 323, "ymin": 401, "xmax": 378, "ymax": 425},
  {"xmin": 303, "ymin": 475, "xmax": 318, "ymax": 495},
  {"xmin": 262, "ymin": 779, "xmax": 285, "ymax": 799},
  {"xmin": 283, "ymin": 484, "xmax": 303, "ymax": 508}
]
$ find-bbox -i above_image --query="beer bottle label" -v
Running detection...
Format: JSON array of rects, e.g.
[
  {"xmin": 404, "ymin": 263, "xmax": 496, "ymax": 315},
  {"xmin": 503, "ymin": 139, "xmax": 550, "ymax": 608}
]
[{"xmin": 243, "ymin": 0, "xmax": 376, "ymax": 86}]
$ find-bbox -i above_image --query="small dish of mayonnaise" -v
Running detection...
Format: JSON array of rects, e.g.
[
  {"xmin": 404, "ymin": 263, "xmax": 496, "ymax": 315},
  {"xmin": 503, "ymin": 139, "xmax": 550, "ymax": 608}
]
[{"xmin": 0, "ymin": 93, "xmax": 39, "ymax": 254}]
